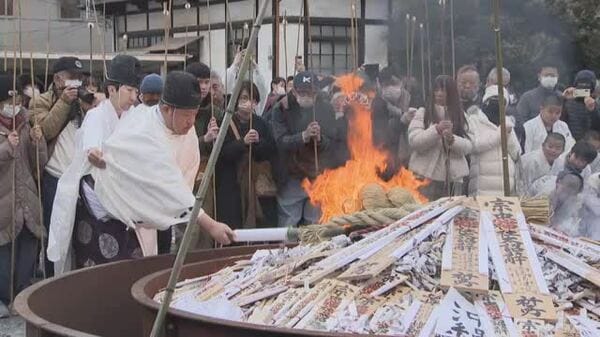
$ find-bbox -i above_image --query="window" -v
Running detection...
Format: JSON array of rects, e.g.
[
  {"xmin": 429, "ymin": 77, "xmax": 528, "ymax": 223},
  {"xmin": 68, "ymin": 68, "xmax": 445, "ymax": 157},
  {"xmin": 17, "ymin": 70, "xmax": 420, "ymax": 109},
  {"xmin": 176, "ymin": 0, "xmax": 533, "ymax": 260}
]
[
  {"xmin": 61, "ymin": 0, "xmax": 81, "ymax": 19},
  {"xmin": 0, "ymin": 0, "xmax": 13, "ymax": 16},
  {"xmin": 308, "ymin": 24, "xmax": 353, "ymax": 76},
  {"xmin": 127, "ymin": 35, "xmax": 164, "ymax": 49},
  {"xmin": 227, "ymin": 26, "xmax": 249, "ymax": 66}
]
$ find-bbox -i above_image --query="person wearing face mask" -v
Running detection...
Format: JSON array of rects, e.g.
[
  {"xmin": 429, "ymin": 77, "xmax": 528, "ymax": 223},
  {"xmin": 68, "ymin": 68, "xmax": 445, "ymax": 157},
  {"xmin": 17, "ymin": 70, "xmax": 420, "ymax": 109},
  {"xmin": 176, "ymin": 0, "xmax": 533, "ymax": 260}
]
[
  {"xmin": 30, "ymin": 56, "xmax": 87, "ymax": 277},
  {"xmin": 214, "ymin": 81, "xmax": 276, "ymax": 229},
  {"xmin": 0, "ymin": 74, "xmax": 47, "ymax": 315},
  {"xmin": 225, "ymin": 49, "xmax": 269, "ymax": 115},
  {"xmin": 562, "ymin": 70, "xmax": 600, "ymax": 141},
  {"xmin": 522, "ymin": 94, "xmax": 575, "ymax": 154},
  {"xmin": 516, "ymin": 65, "xmax": 561, "ymax": 141},
  {"xmin": 408, "ymin": 75, "xmax": 472, "ymax": 200},
  {"xmin": 456, "ymin": 65, "xmax": 482, "ymax": 110},
  {"xmin": 271, "ymin": 71, "xmax": 336, "ymax": 227},
  {"xmin": 47, "ymin": 54, "xmax": 141, "ymax": 274},
  {"xmin": 47, "ymin": 71, "xmax": 234, "ymax": 273},
  {"xmin": 371, "ymin": 67, "xmax": 414, "ymax": 174},
  {"xmin": 262, "ymin": 77, "xmax": 287, "ymax": 119},
  {"xmin": 467, "ymin": 85, "xmax": 521, "ymax": 196},
  {"xmin": 517, "ymin": 132, "xmax": 566, "ymax": 197}
]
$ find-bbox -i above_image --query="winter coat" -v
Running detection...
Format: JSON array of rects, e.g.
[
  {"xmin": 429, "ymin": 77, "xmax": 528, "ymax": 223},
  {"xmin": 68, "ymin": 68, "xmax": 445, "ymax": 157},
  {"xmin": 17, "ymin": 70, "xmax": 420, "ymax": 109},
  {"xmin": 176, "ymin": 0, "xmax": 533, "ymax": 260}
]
[
  {"xmin": 407, "ymin": 108, "xmax": 472, "ymax": 182},
  {"xmin": 271, "ymin": 93, "xmax": 336, "ymax": 185},
  {"xmin": 29, "ymin": 86, "xmax": 75, "ymax": 149},
  {"xmin": 523, "ymin": 115, "xmax": 575, "ymax": 153},
  {"xmin": 466, "ymin": 107, "xmax": 521, "ymax": 196},
  {"xmin": 195, "ymin": 100, "xmax": 224, "ymax": 160},
  {"xmin": 215, "ymin": 114, "xmax": 276, "ymax": 229},
  {"xmin": 563, "ymin": 98, "xmax": 600, "ymax": 140},
  {"xmin": 0, "ymin": 110, "xmax": 48, "ymax": 246}
]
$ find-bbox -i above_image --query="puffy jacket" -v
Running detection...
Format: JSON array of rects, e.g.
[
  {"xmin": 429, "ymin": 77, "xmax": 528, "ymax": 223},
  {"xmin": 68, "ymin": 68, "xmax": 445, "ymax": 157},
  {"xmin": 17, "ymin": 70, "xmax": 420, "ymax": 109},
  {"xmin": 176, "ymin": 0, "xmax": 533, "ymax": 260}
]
[
  {"xmin": 467, "ymin": 107, "xmax": 521, "ymax": 196},
  {"xmin": 563, "ymin": 99, "xmax": 600, "ymax": 141},
  {"xmin": 407, "ymin": 108, "xmax": 472, "ymax": 182}
]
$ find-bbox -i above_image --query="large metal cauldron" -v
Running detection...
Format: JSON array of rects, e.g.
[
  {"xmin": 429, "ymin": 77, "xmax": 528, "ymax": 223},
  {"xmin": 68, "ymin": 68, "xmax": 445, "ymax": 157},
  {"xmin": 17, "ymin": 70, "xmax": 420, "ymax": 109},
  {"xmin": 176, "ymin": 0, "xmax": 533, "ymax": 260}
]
[
  {"xmin": 14, "ymin": 245, "xmax": 278, "ymax": 337},
  {"xmin": 132, "ymin": 257, "xmax": 379, "ymax": 337}
]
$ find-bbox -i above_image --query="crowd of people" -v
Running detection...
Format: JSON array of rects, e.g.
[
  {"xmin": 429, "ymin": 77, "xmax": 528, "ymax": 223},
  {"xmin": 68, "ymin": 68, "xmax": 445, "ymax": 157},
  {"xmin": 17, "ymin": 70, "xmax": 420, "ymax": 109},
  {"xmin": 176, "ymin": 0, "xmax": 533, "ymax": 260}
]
[{"xmin": 1, "ymin": 50, "xmax": 600, "ymax": 315}]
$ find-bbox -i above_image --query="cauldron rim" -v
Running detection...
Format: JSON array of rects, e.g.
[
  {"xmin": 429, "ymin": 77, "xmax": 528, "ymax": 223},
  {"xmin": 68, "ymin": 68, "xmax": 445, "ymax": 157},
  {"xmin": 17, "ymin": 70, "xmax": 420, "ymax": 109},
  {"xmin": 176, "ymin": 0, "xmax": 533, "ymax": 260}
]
[{"xmin": 132, "ymin": 256, "xmax": 381, "ymax": 337}]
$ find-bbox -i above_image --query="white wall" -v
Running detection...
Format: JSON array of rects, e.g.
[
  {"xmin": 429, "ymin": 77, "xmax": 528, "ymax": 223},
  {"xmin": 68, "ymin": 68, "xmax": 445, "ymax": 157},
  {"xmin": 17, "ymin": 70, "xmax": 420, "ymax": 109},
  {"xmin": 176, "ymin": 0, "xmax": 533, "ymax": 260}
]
[
  {"xmin": 364, "ymin": 25, "xmax": 388, "ymax": 67},
  {"xmin": 366, "ymin": 0, "xmax": 389, "ymax": 20},
  {"xmin": 308, "ymin": 0, "xmax": 352, "ymax": 18},
  {"xmin": 277, "ymin": 22, "xmax": 303, "ymax": 78}
]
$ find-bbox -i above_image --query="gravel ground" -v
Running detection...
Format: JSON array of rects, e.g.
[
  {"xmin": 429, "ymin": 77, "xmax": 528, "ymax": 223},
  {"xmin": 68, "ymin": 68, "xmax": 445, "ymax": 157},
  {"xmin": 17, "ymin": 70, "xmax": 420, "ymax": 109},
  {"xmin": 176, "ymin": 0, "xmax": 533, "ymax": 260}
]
[{"xmin": 0, "ymin": 316, "xmax": 25, "ymax": 337}]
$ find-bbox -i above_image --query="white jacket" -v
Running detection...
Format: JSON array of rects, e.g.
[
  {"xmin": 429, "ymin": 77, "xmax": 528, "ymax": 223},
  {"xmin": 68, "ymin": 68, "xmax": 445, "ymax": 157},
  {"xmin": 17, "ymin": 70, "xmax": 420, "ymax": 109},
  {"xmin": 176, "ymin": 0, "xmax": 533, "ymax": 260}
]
[
  {"xmin": 523, "ymin": 115, "xmax": 575, "ymax": 153},
  {"xmin": 407, "ymin": 108, "xmax": 472, "ymax": 182},
  {"xmin": 467, "ymin": 107, "xmax": 521, "ymax": 196}
]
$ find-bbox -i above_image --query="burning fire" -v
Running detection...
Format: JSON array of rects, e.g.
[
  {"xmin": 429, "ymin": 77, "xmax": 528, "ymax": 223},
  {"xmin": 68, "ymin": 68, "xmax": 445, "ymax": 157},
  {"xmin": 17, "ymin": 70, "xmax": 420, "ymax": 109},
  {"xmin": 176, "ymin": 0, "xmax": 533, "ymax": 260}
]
[{"xmin": 302, "ymin": 74, "xmax": 428, "ymax": 223}]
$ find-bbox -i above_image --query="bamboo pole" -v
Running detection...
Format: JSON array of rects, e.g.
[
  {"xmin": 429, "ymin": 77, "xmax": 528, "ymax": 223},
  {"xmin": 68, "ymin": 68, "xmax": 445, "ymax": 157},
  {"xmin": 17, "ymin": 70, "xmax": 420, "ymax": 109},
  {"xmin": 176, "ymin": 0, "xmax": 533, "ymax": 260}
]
[
  {"xmin": 206, "ymin": 0, "xmax": 219, "ymax": 224},
  {"xmin": 424, "ymin": 0, "xmax": 432, "ymax": 92},
  {"xmin": 305, "ymin": 0, "xmax": 318, "ymax": 174},
  {"xmin": 18, "ymin": 0, "xmax": 22, "ymax": 75},
  {"xmin": 283, "ymin": 11, "xmax": 288, "ymax": 81},
  {"xmin": 440, "ymin": 0, "xmax": 446, "ymax": 75},
  {"xmin": 9, "ymin": 25, "xmax": 18, "ymax": 307},
  {"xmin": 294, "ymin": 0, "xmax": 304, "ymax": 76},
  {"xmin": 43, "ymin": 7, "xmax": 50, "ymax": 90},
  {"xmin": 450, "ymin": 0, "xmax": 456, "ymax": 78},
  {"xmin": 420, "ymin": 23, "xmax": 426, "ymax": 103},
  {"xmin": 405, "ymin": 14, "xmax": 409, "ymax": 77},
  {"xmin": 491, "ymin": 0, "xmax": 510, "ymax": 196},
  {"xmin": 148, "ymin": 2, "xmax": 271, "ymax": 335},
  {"xmin": 409, "ymin": 16, "xmax": 416, "ymax": 79}
]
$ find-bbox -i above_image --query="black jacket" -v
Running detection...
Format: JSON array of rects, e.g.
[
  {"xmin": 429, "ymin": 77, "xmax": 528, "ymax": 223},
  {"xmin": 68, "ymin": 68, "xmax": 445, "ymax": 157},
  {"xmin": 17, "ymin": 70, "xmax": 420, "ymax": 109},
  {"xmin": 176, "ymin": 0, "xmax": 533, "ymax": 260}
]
[
  {"xmin": 215, "ymin": 114, "xmax": 276, "ymax": 229},
  {"xmin": 563, "ymin": 98, "xmax": 600, "ymax": 141},
  {"xmin": 271, "ymin": 92, "xmax": 336, "ymax": 185}
]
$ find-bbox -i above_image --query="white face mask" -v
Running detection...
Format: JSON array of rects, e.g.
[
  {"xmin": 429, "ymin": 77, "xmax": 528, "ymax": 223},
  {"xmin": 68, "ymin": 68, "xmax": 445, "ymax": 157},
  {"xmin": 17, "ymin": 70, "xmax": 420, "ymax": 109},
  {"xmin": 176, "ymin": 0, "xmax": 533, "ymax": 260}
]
[
  {"xmin": 540, "ymin": 76, "xmax": 558, "ymax": 89},
  {"xmin": 275, "ymin": 87, "xmax": 286, "ymax": 96},
  {"xmin": 0, "ymin": 104, "xmax": 21, "ymax": 119},
  {"xmin": 296, "ymin": 96, "xmax": 314, "ymax": 108}
]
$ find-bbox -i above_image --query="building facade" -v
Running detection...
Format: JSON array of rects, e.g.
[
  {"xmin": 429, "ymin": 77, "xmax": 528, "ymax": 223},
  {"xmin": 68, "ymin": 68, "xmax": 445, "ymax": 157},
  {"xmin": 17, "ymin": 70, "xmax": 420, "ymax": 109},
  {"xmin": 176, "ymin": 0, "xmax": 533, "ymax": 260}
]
[{"xmin": 106, "ymin": 0, "xmax": 390, "ymax": 82}]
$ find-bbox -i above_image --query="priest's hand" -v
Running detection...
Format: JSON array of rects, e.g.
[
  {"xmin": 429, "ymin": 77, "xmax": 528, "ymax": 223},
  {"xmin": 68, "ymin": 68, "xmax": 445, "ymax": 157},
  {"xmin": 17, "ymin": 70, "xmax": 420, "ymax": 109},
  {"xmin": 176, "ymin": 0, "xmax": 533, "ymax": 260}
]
[
  {"xmin": 198, "ymin": 213, "xmax": 235, "ymax": 245},
  {"xmin": 244, "ymin": 129, "xmax": 259, "ymax": 145},
  {"xmin": 203, "ymin": 117, "xmax": 219, "ymax": 143},
  {"xmin": 87, "ymin": 148, "xmax": 106, "ymax": 169}
]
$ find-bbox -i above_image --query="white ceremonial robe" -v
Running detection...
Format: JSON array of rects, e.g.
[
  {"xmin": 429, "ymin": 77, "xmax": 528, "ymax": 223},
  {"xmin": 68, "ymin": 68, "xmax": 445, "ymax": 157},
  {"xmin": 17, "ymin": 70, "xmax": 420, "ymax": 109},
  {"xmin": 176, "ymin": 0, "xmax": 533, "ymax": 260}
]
[
  {"xmin": 48, "ymin": 100, "xmax": 132, "ymax": 274},
  {"xmin": 517, "ymin": 149, "xmax": 561, "ymax": 197},
  {"xmin": 92, "ymin": 106, "xmax": 202, "ymax": 232},
  {"xmin": 523, "ymin": 115, "xmax": 575, "ymax": 154}
]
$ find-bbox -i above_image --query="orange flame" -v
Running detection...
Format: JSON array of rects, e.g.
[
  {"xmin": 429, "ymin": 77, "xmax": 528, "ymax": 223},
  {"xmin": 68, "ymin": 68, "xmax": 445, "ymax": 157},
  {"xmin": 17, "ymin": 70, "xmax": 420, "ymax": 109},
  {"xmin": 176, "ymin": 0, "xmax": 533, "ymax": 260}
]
[{"xmin": 302, "ymin": 74, "xmax": 428, "ymax": 223}]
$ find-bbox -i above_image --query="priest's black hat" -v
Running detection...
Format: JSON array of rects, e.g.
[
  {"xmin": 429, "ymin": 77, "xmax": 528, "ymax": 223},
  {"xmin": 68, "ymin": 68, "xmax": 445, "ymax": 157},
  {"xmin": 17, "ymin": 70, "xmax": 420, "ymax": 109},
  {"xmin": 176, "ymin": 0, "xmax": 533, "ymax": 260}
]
[
  {"xmin": 106, "ymin": 54, "xmax": 142, "ymax": 88},
  {"xmin": 161, "ymin": 71, "xmax": 201, "ymax": 109}
]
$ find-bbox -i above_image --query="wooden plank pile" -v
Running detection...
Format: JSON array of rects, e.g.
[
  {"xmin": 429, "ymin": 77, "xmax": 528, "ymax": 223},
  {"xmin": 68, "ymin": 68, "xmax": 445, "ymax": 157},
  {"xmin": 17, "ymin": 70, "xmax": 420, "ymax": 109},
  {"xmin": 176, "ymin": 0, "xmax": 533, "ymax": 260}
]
[{"xmin": 154, "ymin": 196, "xmax": 600, "ymax": 336}]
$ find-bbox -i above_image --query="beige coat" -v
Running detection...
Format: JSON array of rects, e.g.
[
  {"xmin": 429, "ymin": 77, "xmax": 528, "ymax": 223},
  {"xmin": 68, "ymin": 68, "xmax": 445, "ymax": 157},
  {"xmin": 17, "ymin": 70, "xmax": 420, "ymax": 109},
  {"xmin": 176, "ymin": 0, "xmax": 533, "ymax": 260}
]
[
  {"xmin": 467, "ymin": 107, "xmax": 521, "ymax": 196},
  {"xmin": 0, "ymin": 110, "xmax": 48, "ymax": 245},
  {"xmin": 29, "ymin": 86, "xmax": 73, "ymax": 146},
  {"xmin": 408, "ymin": 108, "xmax": 473, "ymax": 182}
]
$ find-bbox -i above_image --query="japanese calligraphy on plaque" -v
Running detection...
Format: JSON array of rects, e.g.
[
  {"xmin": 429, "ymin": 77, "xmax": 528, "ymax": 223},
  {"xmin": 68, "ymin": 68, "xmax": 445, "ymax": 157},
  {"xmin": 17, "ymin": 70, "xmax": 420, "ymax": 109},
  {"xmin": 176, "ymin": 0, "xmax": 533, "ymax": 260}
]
[
  {"xmin": 433, "ymin": 288, "xmax": 491, "ymax": 337},
  {"xmin": 474, "ymin": 291, "xmax": 519, "ymax": 337},
  {"xmin": 441, "ymin": 207, "xmax": 489, "ymax": 293},
  {"xmin": 479, "ymin": 196, "xmax": 556, "ymax": 322},
  {"xmin": 514, "ymin": 318, "xmax": 545, "ymax": 337},
  {"xmin": 296, "ymin": 280, "xmax": 358, "ymax": 331}
]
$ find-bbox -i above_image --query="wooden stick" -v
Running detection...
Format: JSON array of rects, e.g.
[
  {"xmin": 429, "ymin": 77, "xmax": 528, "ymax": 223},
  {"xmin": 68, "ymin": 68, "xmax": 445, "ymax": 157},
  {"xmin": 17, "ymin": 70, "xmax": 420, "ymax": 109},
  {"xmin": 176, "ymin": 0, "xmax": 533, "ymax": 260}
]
[
  {"xmin": 450, "ymin": 0, "xmax": 456, "ymax": 78},
  {"xmin": 18, "ymin": 0, "xmax": 22, "ymax": 75},
  {"xmin": 420, "ymin": 23, "xmax": 426, "ymax": 105},
  {"xmin": 148, "ymin": 2, "xmax": 270, "ymax": 335},
  {"xmin": 410, "ymin": 16, "xmax": 416, "ymax": 79},
  {"xmin": 294, "ymin": 0, "xmax": 304, "ymax": 77},
  {"xmin": 248, "ymin": 0, "xmax": 256, "ymax": 227},
  {"xmin": 43, "ymin": 7, "xmax": 50, "ymax": 90},
  {"xmin": 283, "ymin": 11, "xmax": 288, "ymax": 81},
  {"xmin": 206, "ymin": 0, "xmax": 218, "ymax": 223},
  {"xmin": 305, "ymin": 0, "xmax": 318, "ymax": 174},
  {"xmin": 440, "ymin": 0, "xmax": 446, "ymax": 75},
  {"xmin": 9, "ymin": 26, "xmax": 18, "ymax": 307},
  {"xmin": 30, "ymin": 51, "xmax": 46, "ymax": 280},
  {"xmin": 492, "ymin": 0, "xmax": 510, "ymax": 196},
  {"xmin": 424, "ymin": 1, "xmax": 432, "ymax": 93},
  {"xmin": 163, "ymin": 0, "xmax": 172, "ymax": 77},
  {"xmin": 405, "ymin": 14, "xmax": 409, "ymax": 77}
]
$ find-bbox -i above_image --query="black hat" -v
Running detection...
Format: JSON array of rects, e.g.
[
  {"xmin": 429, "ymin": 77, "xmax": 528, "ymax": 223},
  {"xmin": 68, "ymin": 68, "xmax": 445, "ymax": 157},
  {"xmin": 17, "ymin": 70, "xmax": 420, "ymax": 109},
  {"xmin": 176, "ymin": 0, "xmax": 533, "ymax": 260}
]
[
  {"xmin": 107, "ymin": 54, "xmax": 142, "ymax": 88},
  {"xmin": 0, "ymin": 74, "xmax": 13, "ymax": 102},
  {"xmin": 293, "ymin": 71, "xmax": 317, "ymax": 91},
  {"xmin": 574, "ymin": 70, "xmax": 597, "ymax": 92},
  {"xmin": 53, "ymin": 57, "xmax": 83, "ymax": 74},
  {"xmin": 185, "ymin": 62, "xmax": 211, "ymax": 79},
  {"xmin": 161, "ymin": 71, "xmax": 201, "ymax": 109}
]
